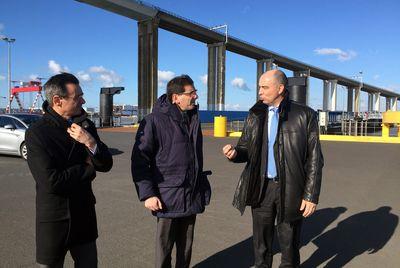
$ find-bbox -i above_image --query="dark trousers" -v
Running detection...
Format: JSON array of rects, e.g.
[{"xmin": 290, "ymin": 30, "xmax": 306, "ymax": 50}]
[
  {"xmin": 156, "ymin": 215, "xmax": 196, "ymax": 268},
  {"xmin": 37, "ymin": 241, "xmax": 97, "ymax": 268},
  {"xmin": 251, "ymin": 181, "xmax": 302, "ymax": 268}
]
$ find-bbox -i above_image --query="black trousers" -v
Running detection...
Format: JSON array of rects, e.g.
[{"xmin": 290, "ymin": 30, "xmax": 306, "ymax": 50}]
[
  {"xmin": 156, "ymin": 215, "xmax": 196, "ymax": 268},
  {"xmin": 37, "ymin": 241, "xmax": 97, "ymax": 268},
  {"xmin": 251, "ymin": 180, "xmax": 302, "ymax": 268}
]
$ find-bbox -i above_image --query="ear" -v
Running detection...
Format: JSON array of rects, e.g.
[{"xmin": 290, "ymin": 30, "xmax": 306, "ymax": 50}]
[
  {"xmin": 278, "ymin": 84, "xmax": 285, "ymax": 95},
  {"xmin": 172, "ymin": 94, "xmax": 180, "ymax": 104},
  {"xmin": 52, "ymin": 95, "xmax": 62, "ymax": 107}
]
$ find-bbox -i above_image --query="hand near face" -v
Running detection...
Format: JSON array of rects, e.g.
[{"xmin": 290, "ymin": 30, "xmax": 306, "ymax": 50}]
[
  {"xmin": 67, "ymin": 123, "xmax": 96, "ymax": 150},
  {"xmin": 222, "ymin": 144, "xmax": 237, "ymax": 160},
  {"xmin": 144, "ymin": 196, "xmax": 163, "ymax": 211},
  {"xmin": 300, "ymin": 199, "xmax": 317, "ymax": 217}
]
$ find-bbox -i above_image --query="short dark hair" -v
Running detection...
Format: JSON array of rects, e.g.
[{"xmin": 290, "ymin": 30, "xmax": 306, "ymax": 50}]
[
  {"xmin": 273, "ymin": 70, "xmax": 288, "ymax": 89},
  {"xmin": 166, "ymin": 74, "xmax": 194, "ymax": 102},
  {"xmin": 44, "ymin": 72, "xmax": 80, "ymax": 106}
]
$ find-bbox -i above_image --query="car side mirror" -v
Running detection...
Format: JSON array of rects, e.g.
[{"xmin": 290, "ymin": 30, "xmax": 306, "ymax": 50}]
[{"xmin": 4, "ymin": 124, "xmax": 16, "ymax": 130}]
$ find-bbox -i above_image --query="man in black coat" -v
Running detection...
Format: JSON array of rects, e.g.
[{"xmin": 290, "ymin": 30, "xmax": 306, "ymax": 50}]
[
  {"xmin": 223, "ymin": 70, "xmax": 323, "ymax": 268},
  {"xmin": 131, "ymin": 75, "xmax": 211, "ymax": 268},
  {"xmin": 26, "ymin": 73, "xmax": 113, "ymax": 267}
]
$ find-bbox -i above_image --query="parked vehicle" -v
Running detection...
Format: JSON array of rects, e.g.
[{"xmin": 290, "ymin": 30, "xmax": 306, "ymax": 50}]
[{"xmin": 0, "ymin": 113, "xmax": 42, "ymax": 160}]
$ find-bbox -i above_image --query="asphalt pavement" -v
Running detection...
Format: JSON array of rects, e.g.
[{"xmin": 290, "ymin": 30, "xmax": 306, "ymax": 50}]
[{"xmin": 0, "ymin": 132, "xmax": 399, "ymax": 267}]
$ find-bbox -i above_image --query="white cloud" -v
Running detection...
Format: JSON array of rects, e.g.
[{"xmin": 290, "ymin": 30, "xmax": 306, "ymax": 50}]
[
  {"xmin": 231, "ymin": 77, "xmax": 251, "ymax": 91},
  {"xmin": 48, "ymin": 60, "xmax": 70, "ymax": 74},
  {"xmin": 89, "ymin": 66, "xmax": 107, "ymax": 73},
  {"xmin": 0, "ymin": 75, "xmax": 5, "ymax": 81},
  {"xmin": 225, "ymin": 103, "xmax": 242, "ymax": 110},
  {"xmin": 77, "ymin": 71, "xmax": 91, "ymax": 82},
  {"xmin": 29, "ymin": 74, "xmax": 39, "ymax": 81},
  {"xmin": 89, "ymin": 65, "xmax": 122, "ymax": 87},
  {"xmin": 200, "ymin": 74, "xmax": 207, "ymax": 85},
  {"xmin": 158, "ymin": 70, "xmax": 175, "ymax": 87},
  {"xmin": 314, "ymin": 48, "xmax": 357, "ymax": 61},
  {"xmin": 373, "ymin": 74, "xmax": 380, "ymax": 80}
]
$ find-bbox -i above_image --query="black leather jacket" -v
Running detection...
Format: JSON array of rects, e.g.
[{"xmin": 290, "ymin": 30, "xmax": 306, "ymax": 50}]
[{"xmin": 232, "ymin": 94, "xmax": 324, "ymax": 222}]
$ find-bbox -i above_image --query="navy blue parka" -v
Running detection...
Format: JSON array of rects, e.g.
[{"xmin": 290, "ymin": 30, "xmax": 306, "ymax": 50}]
[{"xmin": 131, "ymin": 94, "xmax": 211, "ymax": 218}]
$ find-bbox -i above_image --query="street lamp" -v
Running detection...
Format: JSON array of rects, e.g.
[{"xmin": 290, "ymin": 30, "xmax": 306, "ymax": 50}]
[{"xmin": 1, "ymin": 36, "xmax": 16, "ymax": 113}]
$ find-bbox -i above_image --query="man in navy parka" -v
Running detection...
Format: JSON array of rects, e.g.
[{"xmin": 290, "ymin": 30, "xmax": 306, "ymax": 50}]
[{"xmin": 131, "ymin": 75, "xmax": 211, "ymax": 268}]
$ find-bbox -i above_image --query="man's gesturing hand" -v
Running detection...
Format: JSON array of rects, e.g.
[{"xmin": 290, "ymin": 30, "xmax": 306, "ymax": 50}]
[
  {"xmin": 300, "ymin": 199, "xmax": 317, "ymax": 217},
  {"xmin": 144, "ymin": 196, "xmax": 163, "ymax": 211},
  {"xmin": 222, "ymin": 144, "xmax": 237, "ymax": 160},
  {"xmin": 67, "ymin": 123, "xmax": 96, "ymax": 150}
]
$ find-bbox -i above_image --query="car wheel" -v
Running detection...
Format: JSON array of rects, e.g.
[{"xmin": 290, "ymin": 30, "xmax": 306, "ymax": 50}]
[{"xmin": 20, "ymin": 142, "xmax": 28, "ymax": 160}]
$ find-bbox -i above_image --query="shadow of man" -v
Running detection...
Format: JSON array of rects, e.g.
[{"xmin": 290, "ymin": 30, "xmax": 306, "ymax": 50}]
[
  {"xmin": 193, "ymin": 207, "xmax": 347, "ymax": 267},
  {"xmin": 301, "ymin": 207, "xmax": 347, "ymax": 248},
  {"xmin": 302, "ymin": 206, "xmax": 399, "ymax": 268},
  {"xmin": 108, "ymin": 147, "xmax": 124, "ymax": 156}
]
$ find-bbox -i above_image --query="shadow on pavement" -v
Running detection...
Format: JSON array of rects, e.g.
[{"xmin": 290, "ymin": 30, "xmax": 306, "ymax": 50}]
[
  {"xmin": 302, "ymin": 206, "xmax": 398, "ymax": 267},
  {"xmin": 108, "ymin": 147, "xmax": 124, "ymax": 156},
  {"xmin": 194, "ymin": 206, "xmax": 347, "ymax": 267}
]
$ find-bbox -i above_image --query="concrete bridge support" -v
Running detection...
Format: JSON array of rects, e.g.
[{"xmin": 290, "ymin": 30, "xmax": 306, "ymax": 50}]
[
  {"xmin": 329, "ymin": 80, "xmax": 337, "ymax": 111},
  {"xmin": 323, "ymin": 80, "xmax": 330, "ymax": 111},
  {"xmin": 347, "ymin": 87, "xmax": 354, "ymax": 112},
  {"xmin": 138, "ymin": 19, "xmax": 158, "ymax": 120},
  {"xmin": 207, "ymin": 43, "xmax": 225, "ymax": 111},
  {"xmin": 368, "ymin": 93, "xmax": 374, "ymax": 111},
  {"xmin": 391, "ymin": 97, "xmax": 398, "ymax": 111},
  {"xmin": 354, "ymin": 86, "xmax": 361, "ymax": 113},
  {"xmin": 374, "ymin": 93, "xmax": 380, "ymax": 112},
  {"xmin": 386, "ymin": 97, "xmax": 391, "ymax": 111}
]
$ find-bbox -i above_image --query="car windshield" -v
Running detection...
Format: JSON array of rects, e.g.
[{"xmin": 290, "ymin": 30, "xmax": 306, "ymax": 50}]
[{"xmin": 12, "ymin": 114, "xmax": 42, "ymax": 126}]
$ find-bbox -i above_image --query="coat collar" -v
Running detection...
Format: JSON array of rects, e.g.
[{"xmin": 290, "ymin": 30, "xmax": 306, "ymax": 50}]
[
  {"xmin": 153, "ymin": 94, "xmax": 198, "ymax": 122},
  {"xmin": 42, "ymin": 100, "xmax": 88, "ymax": 129},
  {"xmin": 250, "ymin": 91, "xmax": 290, "ymax": 120}
]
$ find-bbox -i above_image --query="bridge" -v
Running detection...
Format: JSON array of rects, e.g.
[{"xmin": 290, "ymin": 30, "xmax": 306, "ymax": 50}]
[{"xmin": 77, "ymin": 0, "xmax": 400, "ymax": 119}]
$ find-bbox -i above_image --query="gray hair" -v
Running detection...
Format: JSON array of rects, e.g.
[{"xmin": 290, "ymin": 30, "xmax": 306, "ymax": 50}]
[
  {"xmin": 272, "ymin": 70, "xmax": 288, "ymax": 88},
  {"xmin": 44, "ymin": 73, "xmax": 79, "ymax": 106}
]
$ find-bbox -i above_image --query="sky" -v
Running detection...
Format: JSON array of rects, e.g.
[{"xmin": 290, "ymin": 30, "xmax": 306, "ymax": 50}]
[{"xmin": 1, "ymin": 0, "xmax": 399, "ymax": 111}]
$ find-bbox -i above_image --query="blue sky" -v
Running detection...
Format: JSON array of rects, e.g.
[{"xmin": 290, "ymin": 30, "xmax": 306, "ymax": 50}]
[{"xmin": 1, "ymin": 0, "xmax": 399, "ymax": 111}]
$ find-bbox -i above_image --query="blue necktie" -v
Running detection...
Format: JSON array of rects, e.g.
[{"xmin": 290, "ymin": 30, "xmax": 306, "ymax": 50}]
[{"xmin": 266, "ymin": 107, "xmax": 278, "ymax": 178}]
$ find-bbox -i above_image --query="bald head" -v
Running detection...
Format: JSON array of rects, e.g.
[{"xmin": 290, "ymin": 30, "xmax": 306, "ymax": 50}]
[
  {"xmin": 260, "ymin": 70, "xmax": 288, "ymax": 89},
  {"xmin": 258, "ymin": 69, "xmax": 287, "ymax": 106}
]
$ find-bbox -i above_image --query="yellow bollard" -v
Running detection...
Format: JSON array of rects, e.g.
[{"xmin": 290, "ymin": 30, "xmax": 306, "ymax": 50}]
[
  {"xmin": 382, "ymin": 123, "xmax": 390, "ymax": 137},
  {"xmin": 382, "ymin": 111, "xmax": 400, "ymax": 137},
  {"xmin": 214, "ymin": 116, "xmax": 227, "ymax": 137}
]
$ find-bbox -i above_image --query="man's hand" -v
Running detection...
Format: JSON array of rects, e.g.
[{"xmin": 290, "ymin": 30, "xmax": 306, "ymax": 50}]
[
  {"xmin": 67, "ymin": 123, "xmax": 96, "ymax": 150},
  {"xmin": 144, "ymin": 196, "xmax": 163, "ymax": 211},
  {"xmin": 300, "ymin": 199, "xmax": 317, "ymax": 217},
  {"xmin": 222, "ymin": 144, "xmax": 237, "ymax": 160}
]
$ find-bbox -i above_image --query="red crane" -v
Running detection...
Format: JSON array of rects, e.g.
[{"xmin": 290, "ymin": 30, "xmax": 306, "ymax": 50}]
[{"xmin": 6, "ymin": 80, "xmax": 44, "ymax": 113}]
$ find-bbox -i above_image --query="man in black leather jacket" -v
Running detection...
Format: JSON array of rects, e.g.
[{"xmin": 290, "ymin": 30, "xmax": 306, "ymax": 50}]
[{"xmin": 223, "ymin": 70, "xmax": 323, "ymax": 268}]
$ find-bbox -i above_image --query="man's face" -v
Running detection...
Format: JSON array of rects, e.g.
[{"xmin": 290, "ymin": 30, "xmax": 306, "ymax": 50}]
[
  {"xmin": 60, "ymin": 83, "xmax": 86, "ymax": 117},
  {"xmin": 258, "ymin": 73, "xmax": 284, "ymax": 106},
  {"xmin": 173, "ymin": 84, "xmax": 198, "ymax": 111}
]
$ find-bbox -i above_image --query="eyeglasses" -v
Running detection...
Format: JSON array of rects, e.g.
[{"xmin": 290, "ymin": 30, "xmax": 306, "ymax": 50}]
[
  {"xmin": 179, "ymin": 89, "xmax": 197, "ymax": 97},
  {"xmin": 59, "ymin": 93, "xmax": 84, "ymax": 102}
]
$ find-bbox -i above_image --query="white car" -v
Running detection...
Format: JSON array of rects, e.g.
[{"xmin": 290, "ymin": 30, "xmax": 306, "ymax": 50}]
[{"xmin": 0, "ymin": 114, "xmax": 42, "ymax": 160}]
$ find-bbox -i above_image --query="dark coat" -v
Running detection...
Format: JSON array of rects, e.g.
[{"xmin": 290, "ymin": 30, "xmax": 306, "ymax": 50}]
[
  {"xmin": 26, "ymin": 101, "xmax": 113, "ymax": 264},
  {"xmin": 232, "ymin": 94, "xmax": 324, "ymax": 222},
  {"xmin": 131, "ymin": 94, "xmax": 211, "ymax": 218}
]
